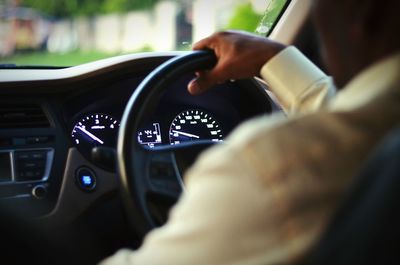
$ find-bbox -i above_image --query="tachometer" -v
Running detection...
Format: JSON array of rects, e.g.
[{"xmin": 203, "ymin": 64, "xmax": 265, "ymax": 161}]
[
  {"xmin": 169, "ymin": 110, "xmax": 223, "ymax": 145},
  {"xmin": 71, "ymin": 113, "xmax": 120, "ymax": 156}
]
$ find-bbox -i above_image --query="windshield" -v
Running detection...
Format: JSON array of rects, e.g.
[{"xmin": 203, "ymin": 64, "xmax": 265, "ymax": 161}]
[{"xmin": 0, "ymin": 0, "xmax": 288, "ymax": 66}]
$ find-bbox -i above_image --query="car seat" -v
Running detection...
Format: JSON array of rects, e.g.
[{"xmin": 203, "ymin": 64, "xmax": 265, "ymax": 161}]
[{"xmin": 305, "ymin": 128, "xmax": 400, "ymax": 265}]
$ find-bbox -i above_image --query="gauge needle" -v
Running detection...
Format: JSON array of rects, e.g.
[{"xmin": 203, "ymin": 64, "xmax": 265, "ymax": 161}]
[
  {"xmin": 172, "ymin": 130, "xmax": 200, "ymax": 139},
  {"xmin": 77, "ymin": 126, "xmax": 104, "ymax": 144}
]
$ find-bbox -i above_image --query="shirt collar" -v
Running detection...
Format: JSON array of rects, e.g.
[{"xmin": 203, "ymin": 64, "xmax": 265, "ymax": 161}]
[{"xmin": 331, "ymin": 51, "xmax": 400, "ymax": 111}]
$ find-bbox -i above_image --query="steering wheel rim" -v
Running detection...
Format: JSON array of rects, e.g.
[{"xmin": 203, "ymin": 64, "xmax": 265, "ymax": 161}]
[{"xmin": 117, "ymin": 50, "xmax": 218, "ymax": 236}]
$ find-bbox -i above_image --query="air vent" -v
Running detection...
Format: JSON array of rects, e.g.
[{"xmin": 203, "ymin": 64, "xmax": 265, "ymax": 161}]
[{"xmin": 0, "ymin": 104, "xmax": 50, "ymax": 129}]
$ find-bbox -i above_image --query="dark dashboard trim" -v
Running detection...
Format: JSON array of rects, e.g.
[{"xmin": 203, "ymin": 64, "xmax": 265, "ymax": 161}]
[
  {"xmin": 36, "ymin": 148, "xmax": 118, "ymax": 227},
  {"xmin": 0, "ymin": 52, "xmax": 187, "ymax": 94}
]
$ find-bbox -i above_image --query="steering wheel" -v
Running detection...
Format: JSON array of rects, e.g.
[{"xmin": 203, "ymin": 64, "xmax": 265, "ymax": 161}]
[{"xmin": 117, "ymin": 50, "xmax": 272, "ymax": 237}]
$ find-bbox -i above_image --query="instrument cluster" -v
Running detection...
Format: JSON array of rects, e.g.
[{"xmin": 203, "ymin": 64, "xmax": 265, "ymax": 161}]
[
  {"xmin": 65, "ymin": 72, "xmax": 270, "ymax": 162},
  {"xmin": 71, "ymin": 108, "xmax": 225, "ymax": 158}
]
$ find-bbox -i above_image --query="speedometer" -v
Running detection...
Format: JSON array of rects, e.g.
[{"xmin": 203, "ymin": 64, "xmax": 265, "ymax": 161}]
[
  {"xmin": 71, "ymin": 113, "xmax": 120, "ymax": 156},
  {"xmin": 169, "ymin": 110, "xmax": 223, "ymax": 145}
]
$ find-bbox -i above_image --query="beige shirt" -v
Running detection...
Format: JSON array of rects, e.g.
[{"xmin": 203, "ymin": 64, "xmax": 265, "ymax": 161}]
[{"xmin": 100, "ymin": 47, "xmax": 400, "ymax": 265}]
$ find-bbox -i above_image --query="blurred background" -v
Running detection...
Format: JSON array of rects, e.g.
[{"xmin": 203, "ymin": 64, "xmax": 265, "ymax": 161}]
[{"xmin": 0, "ymin": 0, "xmax": 287, "ymax": 66}]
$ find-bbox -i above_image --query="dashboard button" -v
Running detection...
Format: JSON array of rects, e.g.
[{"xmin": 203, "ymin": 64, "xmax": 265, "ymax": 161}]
[
  {"xmin": 31, "ymin": 151, "xmax": 47, "ymax": 159},
  {"xmin": 76, "ymin": 167, "xmax": 97, "ymax": 191},
  {"xmin": 15, "ymin": 152, "xmax": 30, "ymax": 160},
  {"xmin": 27, "ymin": 136, "xmax": 49, "ymax": 144},
  {"xmin": 15, "ymin": 150, "xmax": 48, "ymax": 181}
]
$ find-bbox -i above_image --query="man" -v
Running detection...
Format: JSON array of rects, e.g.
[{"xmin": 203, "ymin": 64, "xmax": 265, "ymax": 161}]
[{"xmin": 101, "ymin": 0, "xmax": 400, "ymax": 264}]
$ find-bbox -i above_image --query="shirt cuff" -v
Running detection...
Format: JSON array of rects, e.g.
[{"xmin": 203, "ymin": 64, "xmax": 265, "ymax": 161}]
[{"xmin": 260, "ymin": 46, "xmax": 328, "ymax": 111}]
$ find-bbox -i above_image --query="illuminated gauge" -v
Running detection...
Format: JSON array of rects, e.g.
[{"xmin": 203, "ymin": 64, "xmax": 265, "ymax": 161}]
[
  {"xmin": 71, "ymin": 113, "xmax": 120, "ymax": 156},
  {"xmin": 138, "ymin": 123, "xmax": 163, "ymax": 148},
  {"xmin": 169, "ymin": 110, "xmax": 223, "ymax": 145}
]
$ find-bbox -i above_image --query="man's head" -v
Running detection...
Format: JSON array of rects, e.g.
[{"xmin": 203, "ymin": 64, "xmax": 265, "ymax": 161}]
[{"xmin": 312, "ymin": 0, "xmax": 400, "ymax": 87}]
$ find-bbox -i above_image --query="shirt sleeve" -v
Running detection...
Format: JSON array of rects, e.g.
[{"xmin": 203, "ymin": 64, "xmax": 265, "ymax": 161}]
[
  {"xmin": 260, "ymin": 46, "xmax": 336, "ymax": 115},
  {"xmin": 98, "ymin": 114, "xmax": 334, "ymax": 265}
]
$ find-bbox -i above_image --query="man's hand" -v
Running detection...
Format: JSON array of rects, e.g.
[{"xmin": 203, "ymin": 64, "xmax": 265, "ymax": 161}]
[{"xmin": 188, "ymin": 30, "xmax": 286, "ymax": 95}]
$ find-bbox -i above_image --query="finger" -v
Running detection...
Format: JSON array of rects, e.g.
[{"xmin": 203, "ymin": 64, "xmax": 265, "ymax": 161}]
[
  {"xmin": 192, "ymin": 35, "xmax": 215, "ymax": 50},
  {"xmin": 188, "ymin": 76, "xmax": 216, "ymax": 95},
  {"xmin": 192, "ymin": 39, "xmax": 210, "ymax": 51},
  {"xmin": 187, "ymin": 78, "xmax": 201, "ymax": 95},
  {"xmin": 188, "ymin": 69, "xmax": 226, "ymax": 95}
]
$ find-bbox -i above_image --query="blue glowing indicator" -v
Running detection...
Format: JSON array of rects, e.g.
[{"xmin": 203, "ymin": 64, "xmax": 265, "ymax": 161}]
[{"xmin": 82, "ymin": 175, "xmax": 92, "ymax": 186}]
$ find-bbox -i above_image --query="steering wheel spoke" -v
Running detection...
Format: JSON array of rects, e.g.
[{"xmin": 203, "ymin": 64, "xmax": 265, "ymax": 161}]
[
  {"xmin": 143, "ymin": 140, "xmax": 216, "ymax": 198},
  {"xmin": 144, "ymin": 149, "xmax": 183, "ymax": 200}
]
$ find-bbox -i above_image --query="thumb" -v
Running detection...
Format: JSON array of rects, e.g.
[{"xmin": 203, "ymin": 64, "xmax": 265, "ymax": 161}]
[{"xmin": 188, "ymin": 69, "xmax": 226, "ymax": 95}]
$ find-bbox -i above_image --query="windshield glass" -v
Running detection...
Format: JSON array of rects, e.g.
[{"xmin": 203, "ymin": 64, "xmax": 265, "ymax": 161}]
[{"xmin": 0, "ymin": 0, "xmax": 288, "ymax": 66}]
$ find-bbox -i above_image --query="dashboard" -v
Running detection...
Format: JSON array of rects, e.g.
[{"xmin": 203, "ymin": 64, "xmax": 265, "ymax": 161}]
[
  {"xmin": 65, "ymin": 73, "xmax": 253, "ymax": 163},
  {"xmin": 0, "ymin": 52, "xmax": 278, "ymax": 259}
]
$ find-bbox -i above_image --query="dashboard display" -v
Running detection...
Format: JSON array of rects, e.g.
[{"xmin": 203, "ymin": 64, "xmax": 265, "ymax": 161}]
[
  {"xmin": 71, "ymin": 113, "xmax": 120, "ymax": 155},
  {"xmin": 169, "ymin": 110, "xmax": 223, "ymax": 145},
  {"xmin": 137, "ymin": 123, "xmax": 162, "ymax": 148}
]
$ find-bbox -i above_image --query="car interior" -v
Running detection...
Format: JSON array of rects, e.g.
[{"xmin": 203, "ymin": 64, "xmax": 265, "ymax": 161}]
[{"xmin": 0, "ymin": 0, "xmax": 398, "ymax": 264}]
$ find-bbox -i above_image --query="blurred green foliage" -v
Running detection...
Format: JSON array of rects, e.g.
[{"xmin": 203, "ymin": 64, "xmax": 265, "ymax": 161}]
[
  {"xmin": 0, "ymin": 51, "xmax": 117, "ymax": 66},
  {"xmin": 22, "ymin": 0, "xmax": 160, "ymax": 17},
  {"xmin": 226, "ymin": 0, "xmax": 288, "ymax": 34},
  {"xmin": 256, "ymin": 0, "xmax": 288, "ymax": 35},
  {"xmin": 225, "ymin": 3, "xmax": 263, "ymax": 32},
  {"xmin": 0, "ymin": 46, "xmax": 154, "ymax": 66}
]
